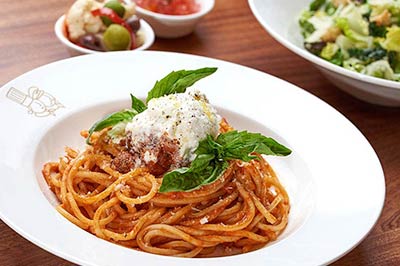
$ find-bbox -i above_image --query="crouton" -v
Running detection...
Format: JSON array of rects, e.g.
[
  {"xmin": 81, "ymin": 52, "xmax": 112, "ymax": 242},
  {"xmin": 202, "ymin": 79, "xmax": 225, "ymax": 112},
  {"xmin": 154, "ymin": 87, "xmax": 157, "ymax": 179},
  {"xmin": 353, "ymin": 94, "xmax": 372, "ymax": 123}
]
[
  {"xmin": 371, "ymin": 9, "xmax": 391, "ymax": 27},
  {"xmin": 321, "ymin": 26, "xmax": 342, "ymax": 42},
  {"xmin": 332, "ymin": 0, "xmax": 349, "ymax": 8}
]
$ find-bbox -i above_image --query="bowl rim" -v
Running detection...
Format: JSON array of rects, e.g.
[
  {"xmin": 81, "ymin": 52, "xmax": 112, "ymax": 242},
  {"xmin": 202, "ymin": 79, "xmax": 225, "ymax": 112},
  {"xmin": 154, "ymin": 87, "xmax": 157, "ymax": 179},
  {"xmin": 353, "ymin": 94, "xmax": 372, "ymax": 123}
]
[
  {"xmin": 54, "ymin": 15, "xmax": 155, "ymax": 54},
  {"xmin": 248, "ymin": 0, "xmax": 400, "ymax": 90},
  {"xmin": 134, "ymin": 0, "xmax": 215, "ymax": 21}
]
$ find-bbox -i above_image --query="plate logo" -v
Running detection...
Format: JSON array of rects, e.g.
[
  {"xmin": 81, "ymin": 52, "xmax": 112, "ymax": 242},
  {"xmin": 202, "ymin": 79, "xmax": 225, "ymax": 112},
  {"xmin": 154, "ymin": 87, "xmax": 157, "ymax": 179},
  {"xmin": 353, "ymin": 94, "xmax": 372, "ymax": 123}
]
[{"xmin": 6, "ymin": 87, "xmax": 64, "ymax": 117}]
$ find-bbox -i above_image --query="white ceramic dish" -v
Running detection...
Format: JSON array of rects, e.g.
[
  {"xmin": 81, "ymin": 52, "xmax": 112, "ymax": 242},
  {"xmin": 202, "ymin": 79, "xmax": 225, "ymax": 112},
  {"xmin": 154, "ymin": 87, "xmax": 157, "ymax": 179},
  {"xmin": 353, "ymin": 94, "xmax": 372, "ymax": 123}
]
[
  {"xmin": 134, "ymin": 0, "xmax": 214, "ymax": 38},
  {"xmin": 0, "ymin": 51, "xmax": 384, "ymax": 266},
  {"xmin": 54, "ymin": 15, "xmax": 155, "ymax": 56},
  {"xmin": 248, "ymin": 0, "xmax": 400, "ymax": 107}
]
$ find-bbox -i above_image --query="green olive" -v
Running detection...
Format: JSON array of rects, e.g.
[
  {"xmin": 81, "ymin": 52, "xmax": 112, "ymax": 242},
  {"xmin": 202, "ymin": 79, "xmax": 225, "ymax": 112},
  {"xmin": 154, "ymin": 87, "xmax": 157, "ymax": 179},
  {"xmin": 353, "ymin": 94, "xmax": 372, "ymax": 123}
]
[
  {"xmin": 103, "ymin": 24, "xmax": 131, "ymax": 51},
  {"xmin": 102, "ymin": 0, "xmax": 126, "ymax": 26}
]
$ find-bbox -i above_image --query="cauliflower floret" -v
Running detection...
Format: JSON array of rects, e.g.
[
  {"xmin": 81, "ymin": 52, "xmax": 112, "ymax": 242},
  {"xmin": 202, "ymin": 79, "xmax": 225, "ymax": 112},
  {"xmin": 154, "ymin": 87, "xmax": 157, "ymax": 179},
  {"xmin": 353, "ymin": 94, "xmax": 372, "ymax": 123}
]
[
  {"xmin": 66, "ymin": 0, "xmax": 104, "ymax": 41},
  {"xmin": 122, "ymin": 2, "xmax": 136, "ymax": 19}
]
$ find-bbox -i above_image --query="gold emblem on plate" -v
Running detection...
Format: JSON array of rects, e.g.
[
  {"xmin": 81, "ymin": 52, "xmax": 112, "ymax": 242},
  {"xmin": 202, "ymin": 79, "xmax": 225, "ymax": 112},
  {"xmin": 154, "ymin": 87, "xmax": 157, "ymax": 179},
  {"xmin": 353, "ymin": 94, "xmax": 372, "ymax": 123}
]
[{"xmin": 6, "ymin": 86, "xmax": 64, "ymax": 117}]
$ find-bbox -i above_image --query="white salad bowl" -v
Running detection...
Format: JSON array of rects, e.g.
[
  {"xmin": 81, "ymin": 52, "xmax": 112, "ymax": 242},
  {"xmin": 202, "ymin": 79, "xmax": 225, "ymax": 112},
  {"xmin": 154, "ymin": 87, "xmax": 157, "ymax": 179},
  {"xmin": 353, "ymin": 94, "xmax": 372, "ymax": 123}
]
[
  {"xmin": 54, "ymin": 15, "xmax": 155, "ymax": 56},
  {"xmin": 249, "ymin": 0, "xmax": 400, "ymax": 107},
  {"xmin": 134, "ymin": 0, "xmax": 215, "ymax": 38}
]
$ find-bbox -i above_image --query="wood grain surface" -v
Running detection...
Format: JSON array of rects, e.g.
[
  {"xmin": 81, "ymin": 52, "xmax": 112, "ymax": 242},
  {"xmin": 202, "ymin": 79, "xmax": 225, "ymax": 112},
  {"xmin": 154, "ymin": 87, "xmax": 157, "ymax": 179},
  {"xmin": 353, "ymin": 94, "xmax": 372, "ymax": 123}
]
[{"xmin": 0, "ymin": 0, "xmax": 399, "ymax": 265}]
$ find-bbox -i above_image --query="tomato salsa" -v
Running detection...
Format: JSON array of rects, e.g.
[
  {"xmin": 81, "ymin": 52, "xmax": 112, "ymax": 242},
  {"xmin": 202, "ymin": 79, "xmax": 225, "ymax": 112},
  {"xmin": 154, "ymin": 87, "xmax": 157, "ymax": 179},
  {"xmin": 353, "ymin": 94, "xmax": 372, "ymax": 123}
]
[{"xmin": 135, "ymin": 0, "xmax": 200, "ymax": 15}]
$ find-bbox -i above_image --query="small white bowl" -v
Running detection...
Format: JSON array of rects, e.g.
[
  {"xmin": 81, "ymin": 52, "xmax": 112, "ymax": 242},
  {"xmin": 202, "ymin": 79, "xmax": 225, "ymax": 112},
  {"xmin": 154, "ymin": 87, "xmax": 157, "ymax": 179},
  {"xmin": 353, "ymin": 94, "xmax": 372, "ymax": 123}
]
[
  {"xmin": 134, "ymin": 0, "xmax": 214, "ymax": 38},
  {"xmin": 249, "ymin": 0, "xmax": 400, "ymax": 107},
  {"xmin": 54, "ymin": 15, "xmax": 155, "ymax": 56}
]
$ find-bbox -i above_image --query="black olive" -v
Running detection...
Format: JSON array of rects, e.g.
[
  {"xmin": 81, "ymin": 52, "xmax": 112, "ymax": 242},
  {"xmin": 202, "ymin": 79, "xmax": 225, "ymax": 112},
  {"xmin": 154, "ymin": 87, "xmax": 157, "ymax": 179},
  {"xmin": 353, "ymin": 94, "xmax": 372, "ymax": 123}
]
[
  {"xmin": 78, "ymin": 34, "xmax": 104, "ymax": 51},
  {"xmin": 126, "ymin": 15, "xmax": 141, "ymax": 33},
  {"xmin": 304, "ymin": 42, "xmax": 327, "ymax": 55}
]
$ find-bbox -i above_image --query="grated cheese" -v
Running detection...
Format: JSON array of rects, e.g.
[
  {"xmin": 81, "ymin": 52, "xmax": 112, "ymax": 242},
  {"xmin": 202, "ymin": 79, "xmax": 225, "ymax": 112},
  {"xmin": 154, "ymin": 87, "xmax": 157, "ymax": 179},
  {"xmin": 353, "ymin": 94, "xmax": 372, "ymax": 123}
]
[{"xmin": 200, "ymin": 216, "xmax": 209, "ymax": 224}]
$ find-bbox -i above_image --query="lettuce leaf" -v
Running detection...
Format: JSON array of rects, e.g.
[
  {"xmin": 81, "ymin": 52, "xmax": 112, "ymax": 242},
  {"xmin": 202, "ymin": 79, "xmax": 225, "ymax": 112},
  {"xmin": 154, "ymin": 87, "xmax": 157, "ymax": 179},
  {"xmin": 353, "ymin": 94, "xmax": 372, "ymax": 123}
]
[
  {"xmin": 363, "ymin": 60, "xmax": 396, "ymax": 80},
  {"xmin": 369, "ymin": 22, "xmax": 387, "ymax": 37},
  {"xmin": 388, "ymin": 51, "xmax": 400, "ymax": 73},
  {"xmin": 321, "ymin": 42, "xmax": 339, "ymax": 59},
  {"xmin": 309, "ymin": 0, "xmax": 326, "ymax": 11},
  {"xmin": 335, "ymin": 17, "xmax": 373, "ymax": 47},
  {"xmin": 338, "ymin": 3, "xmax": 369, "ymax": 36},
  {"xmin": 380, "ymin": 26, "xmax": 400, "ymax": 52},
  {"xmin": 343, "ymin": 58, "xmax": 366, "ymax": 72},
  {"xmin": 299, "ymin": 10, "xmax": 316, "ymax": 38},
  {"xmin": 369, "ymin": 0, "xmax": 400, "ymax": 17},
  {"xmin": 348, "ymin": 47, "xmax": 387, "ymax": 64},
  {"xmin": 329, "ymin": 49, "xmax": 344, "ymax": 65},
  {"xmin": 306, "ymin": 11, "xmax": 335, "ymax": 42}
]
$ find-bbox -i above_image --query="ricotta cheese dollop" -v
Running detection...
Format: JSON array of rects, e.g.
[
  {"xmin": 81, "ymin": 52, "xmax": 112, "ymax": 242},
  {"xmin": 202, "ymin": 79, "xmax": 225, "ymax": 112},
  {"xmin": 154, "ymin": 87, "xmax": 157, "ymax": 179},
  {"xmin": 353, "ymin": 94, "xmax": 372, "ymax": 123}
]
[{"xmin": 125, "ymin": 89, "xmax": 221, "ymax": 163}]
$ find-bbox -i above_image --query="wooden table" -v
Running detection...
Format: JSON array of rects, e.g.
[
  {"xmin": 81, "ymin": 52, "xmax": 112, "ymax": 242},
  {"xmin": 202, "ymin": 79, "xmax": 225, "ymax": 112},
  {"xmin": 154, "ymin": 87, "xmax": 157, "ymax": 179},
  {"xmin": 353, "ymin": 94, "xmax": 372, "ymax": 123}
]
[{"xmin": 1, "ymin": 0, "xmax": 399, "ymax": 265}]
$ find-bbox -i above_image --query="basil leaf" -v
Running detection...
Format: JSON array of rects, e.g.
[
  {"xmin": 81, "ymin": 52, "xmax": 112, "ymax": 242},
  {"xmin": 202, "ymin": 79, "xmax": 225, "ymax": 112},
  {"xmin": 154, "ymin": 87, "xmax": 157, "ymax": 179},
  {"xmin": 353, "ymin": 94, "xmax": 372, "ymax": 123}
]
[
  {"xmin": 146, "ymin": 67, "xmax": 217, "ymax": 103},
  {"xmin": 217, "ymin": 131, "xmax": 292, "ymax": 158},
  {"xmin": 190, "ymin": 153, "xmax": 215, "ymax": 172},
  {"xmin": 130, "ymin": 94, "xmax": 147, "ymax": 113},
  {"xmin": 159, "ymin": 130, "xmax": 291, "ymax": 192},
  {"xmin": 86, "ymin": 109, "xmax": 137, "ymax": 144},
  {"xmin": 159, "ymin": 160, "xmax": 228, "ymax": 193}
]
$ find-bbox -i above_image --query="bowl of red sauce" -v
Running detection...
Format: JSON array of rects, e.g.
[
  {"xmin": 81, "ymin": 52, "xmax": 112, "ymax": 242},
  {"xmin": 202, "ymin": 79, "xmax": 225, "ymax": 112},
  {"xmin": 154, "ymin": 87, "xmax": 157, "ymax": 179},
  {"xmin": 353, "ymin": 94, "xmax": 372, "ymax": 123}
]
[{"xmin": 134, "ymin": 0, "xmax": 214, "ymax": 38}]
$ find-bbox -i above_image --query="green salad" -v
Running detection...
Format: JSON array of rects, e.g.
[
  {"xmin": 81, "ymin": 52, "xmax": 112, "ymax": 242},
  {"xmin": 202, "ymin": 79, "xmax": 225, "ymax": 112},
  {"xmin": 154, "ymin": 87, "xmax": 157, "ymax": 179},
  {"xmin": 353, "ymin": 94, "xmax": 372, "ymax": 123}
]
[{"xmin": 299, "ymin": 0, "xmax": 400, "ymax": 81}]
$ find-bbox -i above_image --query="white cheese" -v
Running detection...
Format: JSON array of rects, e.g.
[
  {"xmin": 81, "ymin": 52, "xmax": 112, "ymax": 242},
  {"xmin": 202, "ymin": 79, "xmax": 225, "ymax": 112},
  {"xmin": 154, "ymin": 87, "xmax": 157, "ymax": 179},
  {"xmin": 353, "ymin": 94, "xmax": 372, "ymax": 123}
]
[
  {"xmin": 125, "ymin": 89, "xmax": 221, "ymax": 162},
  {"xmin": 114, "ymin": 183, "xmax": 124, "ymax": 191},
  {"xmin": 200, "ymin": 216, "xmax": 209, "ymax": 224},
  {"xmin": 143, "ymin": 150, "xmax": 157, "ymax": 163}
]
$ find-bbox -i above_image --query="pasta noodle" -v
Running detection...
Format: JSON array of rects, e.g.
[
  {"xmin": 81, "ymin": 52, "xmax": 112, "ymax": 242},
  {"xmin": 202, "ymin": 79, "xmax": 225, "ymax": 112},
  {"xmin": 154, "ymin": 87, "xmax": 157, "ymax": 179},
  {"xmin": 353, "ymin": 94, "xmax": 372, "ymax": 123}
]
[{"xmin": 42, "ymin": 120, "xmax": 290, "ymax": 257}]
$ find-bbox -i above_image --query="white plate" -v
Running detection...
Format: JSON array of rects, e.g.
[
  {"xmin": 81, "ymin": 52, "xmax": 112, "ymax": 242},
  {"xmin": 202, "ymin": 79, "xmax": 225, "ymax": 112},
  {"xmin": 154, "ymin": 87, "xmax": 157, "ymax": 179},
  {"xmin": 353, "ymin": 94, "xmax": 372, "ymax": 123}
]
[{"xmin": 0, "ymin": 51, "xmax": 385, "ymax": 266}]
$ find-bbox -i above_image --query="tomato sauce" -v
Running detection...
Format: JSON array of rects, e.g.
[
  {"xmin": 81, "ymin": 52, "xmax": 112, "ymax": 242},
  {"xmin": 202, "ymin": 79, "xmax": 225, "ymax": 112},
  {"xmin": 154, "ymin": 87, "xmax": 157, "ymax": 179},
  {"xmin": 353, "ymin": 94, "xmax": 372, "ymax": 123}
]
[{"xmin": 135, "ymin": 0, "xmax": 200, "ymax": 15}]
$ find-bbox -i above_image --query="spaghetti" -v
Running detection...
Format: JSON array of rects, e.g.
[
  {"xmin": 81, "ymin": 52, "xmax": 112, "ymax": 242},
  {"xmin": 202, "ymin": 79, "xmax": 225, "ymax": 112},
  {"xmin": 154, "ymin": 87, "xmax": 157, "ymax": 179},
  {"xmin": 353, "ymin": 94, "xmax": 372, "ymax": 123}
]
[{"xmin": 42, "ymin": 120, "xmax": 290, "ymax": 257}]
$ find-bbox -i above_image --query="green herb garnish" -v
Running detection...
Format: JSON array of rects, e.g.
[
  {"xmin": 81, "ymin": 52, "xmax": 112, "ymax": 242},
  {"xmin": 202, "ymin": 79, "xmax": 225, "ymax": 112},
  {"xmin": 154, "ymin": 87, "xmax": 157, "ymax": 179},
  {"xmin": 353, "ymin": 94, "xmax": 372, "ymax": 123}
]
[
  {"xmin": 159, "ymin": 131, "xmax": 292, "ymax": 193},
  {"xmin": 86, "ymin": 109, "xmax": 137, "ymax": 144},
  {"xmin": 146, "ymin": 67, "xmax": 217, "ymax": 103},
  {"xmin": 130, "ymin": 93, "xmax": 147, "ymax": 113}
]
